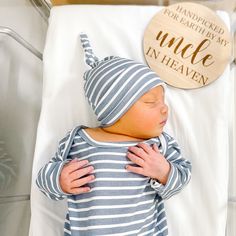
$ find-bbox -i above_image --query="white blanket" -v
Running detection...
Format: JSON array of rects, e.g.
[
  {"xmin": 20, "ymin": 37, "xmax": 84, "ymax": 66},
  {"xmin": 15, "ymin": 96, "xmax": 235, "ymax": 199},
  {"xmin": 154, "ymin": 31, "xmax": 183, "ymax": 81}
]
[{"xmin": 30, "ymin": 5, "xmax": 230, "ymax": 236}]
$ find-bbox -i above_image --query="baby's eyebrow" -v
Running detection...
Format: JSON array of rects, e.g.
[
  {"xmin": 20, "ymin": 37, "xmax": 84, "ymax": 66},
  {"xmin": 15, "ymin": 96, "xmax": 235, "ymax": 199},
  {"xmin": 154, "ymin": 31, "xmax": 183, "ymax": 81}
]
[
  {"xmin": 142, "ymin": 95, "xmax": 156, "ymax": 100},
  {"xmin": 146, "ymin": 93, "xmax": 162, "ymax": 99},
  {"xmin": 142, "ymin": 96, "xmax": 160, "ymax": 102}
]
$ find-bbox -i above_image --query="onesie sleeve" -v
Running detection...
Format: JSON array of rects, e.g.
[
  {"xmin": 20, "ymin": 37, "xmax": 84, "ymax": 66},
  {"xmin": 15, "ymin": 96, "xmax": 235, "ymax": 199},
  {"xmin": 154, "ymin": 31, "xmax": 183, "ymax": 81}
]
[
  {"xmin": 150, "ymin": 132, "xmax": 192, "ymax": 200},
  {"xmin": 36, "ymin": 131, "xmax": 73, "ymax": 200}
]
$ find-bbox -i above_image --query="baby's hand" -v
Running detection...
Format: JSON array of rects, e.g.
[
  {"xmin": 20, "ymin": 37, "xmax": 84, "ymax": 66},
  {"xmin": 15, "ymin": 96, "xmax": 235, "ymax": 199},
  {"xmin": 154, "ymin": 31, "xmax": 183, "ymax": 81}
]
[
  {"xmin": 126, "ymin": 143, "xmax": 170, "ymax": 185},
  {"xmin": 59, "ymin": 159, "xmax": 95, "ymax": 194}
]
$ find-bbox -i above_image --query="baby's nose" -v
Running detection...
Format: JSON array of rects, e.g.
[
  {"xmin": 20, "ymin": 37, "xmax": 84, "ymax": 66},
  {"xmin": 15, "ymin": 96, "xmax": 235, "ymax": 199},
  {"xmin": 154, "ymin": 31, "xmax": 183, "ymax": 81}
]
[{"xmin": 161, "ymin": 104, "xmax": 168, "ymax": 114}]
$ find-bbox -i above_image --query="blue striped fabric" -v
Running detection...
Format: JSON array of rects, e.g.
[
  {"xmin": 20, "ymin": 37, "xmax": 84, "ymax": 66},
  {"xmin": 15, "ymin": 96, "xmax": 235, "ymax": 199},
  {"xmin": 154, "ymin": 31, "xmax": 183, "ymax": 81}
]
[
  {"xmin": 36, "ymin": 126, "xmax": 192, "ymax": 236},
  {"xmin": 80, "ymin": 33, "xmax": 165, "ymax": 127}
]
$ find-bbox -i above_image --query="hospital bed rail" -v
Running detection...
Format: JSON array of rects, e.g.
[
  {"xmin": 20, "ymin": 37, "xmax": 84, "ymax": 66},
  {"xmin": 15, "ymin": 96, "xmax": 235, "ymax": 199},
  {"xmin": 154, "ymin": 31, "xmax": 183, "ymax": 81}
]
[
  {"xmin": 29, "ymin": 0, "xmax": 51, "ymax": 22},
  {"xmin": 0, "ymin": 26, "xmax": 43, "ymax": 60},
  {"xmin": 0, "ymin": 26, "xmax": 42, "ymax": 206}
]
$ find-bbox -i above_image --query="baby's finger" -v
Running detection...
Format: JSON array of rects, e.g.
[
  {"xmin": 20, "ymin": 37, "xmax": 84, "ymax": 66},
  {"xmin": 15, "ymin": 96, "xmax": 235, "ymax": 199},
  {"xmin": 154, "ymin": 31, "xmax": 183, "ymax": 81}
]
[
  {"xmin": 70, "ymin": 186, "xmax": 91, "ymax": 195},
  {"xmin": 71, "ymin": 175, "xmax": 95, "ymax": 188},
  {"xmin": 69, "ymin": 158, "xmax": 78, "ymax": 164},
  {"xmin": 70, "ymin": 166, "xmax": 94, "ymax": 181},
  {"xmin": 128, "ymin": 146, "xmax": 147, "ymax": 159},
  {"xmin": 127, "ymin": 152, "xmax": 145, "ymax": 167},
  {"xmin": 67, "ymin": 160, "xmax": 89, "ymax": 174},
  {"xmin": 137, "ymin": 143, "xmax": 152, "ymax": 154},
  {"xmin": 126, "ymin": 165, "xmax": 145, "ymax": 176},
  {"xmin": 152, "ymin": 143, "xmax": 160, "ymax": 153}
]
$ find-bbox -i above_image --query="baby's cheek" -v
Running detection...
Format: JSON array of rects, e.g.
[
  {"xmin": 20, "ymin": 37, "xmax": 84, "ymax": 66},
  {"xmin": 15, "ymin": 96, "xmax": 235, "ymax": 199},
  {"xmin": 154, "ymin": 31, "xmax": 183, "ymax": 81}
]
[
  {"xmin": 139, "ymin": 115, "xmax": 156, "ymax": 130},
  {"xmin": 145, "ymin": 119, "xmax": 157, "ymax": 130},
  {"xmin": 131, "ymin": 109, "xmax": 159, "ymax": 132},
  {"xmin": 145, "ymin": 111, "xmax": 159, "ymax": 122}
]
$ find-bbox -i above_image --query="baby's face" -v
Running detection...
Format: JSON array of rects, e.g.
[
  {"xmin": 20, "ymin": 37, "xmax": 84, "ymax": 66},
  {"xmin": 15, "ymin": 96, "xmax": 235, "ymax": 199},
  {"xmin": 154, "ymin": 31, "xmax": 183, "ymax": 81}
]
[{"xmin": 118, "ymin": 86, "xmax": 168, "ymax": 139}]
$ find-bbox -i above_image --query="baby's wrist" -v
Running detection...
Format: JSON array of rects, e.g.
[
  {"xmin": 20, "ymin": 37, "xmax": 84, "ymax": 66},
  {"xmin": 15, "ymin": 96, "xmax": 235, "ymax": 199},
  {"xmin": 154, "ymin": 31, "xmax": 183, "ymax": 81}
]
[{"xmin": 155, "ymin": 161, "xmax": 171, "ymax": 185}]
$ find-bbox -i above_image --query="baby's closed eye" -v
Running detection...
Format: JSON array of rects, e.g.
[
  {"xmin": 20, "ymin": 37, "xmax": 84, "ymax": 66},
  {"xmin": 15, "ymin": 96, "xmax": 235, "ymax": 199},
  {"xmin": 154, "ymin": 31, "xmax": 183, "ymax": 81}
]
[
  {"xmin": 144, "ymin": 101, "xmax": 157, "ymax": 103},
  {"xmin": 144, "ymin": 100, "xmax": 159, "ymax": 105}
]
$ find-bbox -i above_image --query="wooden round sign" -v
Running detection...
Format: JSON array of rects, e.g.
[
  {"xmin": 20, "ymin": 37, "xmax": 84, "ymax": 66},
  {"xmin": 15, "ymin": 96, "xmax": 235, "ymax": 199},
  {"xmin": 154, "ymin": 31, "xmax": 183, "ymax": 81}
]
[{"xmin": 143, "ymin": 2, "xmax": 231, "ymax": 89}]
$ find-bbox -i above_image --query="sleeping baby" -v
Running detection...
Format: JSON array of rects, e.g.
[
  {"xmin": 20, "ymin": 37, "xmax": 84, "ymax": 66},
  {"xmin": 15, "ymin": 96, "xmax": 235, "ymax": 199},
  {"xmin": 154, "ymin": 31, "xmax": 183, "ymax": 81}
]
[{"xmin": 36, "ymin": 33, "xmax": 192, "ymax": 236}]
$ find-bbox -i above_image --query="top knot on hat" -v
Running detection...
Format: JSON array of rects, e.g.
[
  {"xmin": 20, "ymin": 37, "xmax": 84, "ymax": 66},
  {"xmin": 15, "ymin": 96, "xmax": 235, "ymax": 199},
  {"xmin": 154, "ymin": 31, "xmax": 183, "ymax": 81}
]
[
  {"xmin": 80, "ymin": 33, "xmax": 99, "ymax": 68},
  {"xmin": 80, "ymin": 33, "xmax": 165, "ymax": 127}
]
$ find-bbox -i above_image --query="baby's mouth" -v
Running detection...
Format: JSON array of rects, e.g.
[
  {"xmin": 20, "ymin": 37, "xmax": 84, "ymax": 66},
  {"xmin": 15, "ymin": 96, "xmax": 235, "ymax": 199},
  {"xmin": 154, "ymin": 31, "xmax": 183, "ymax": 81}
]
[{"xmin": 160, "ymin": 120, "xmax": 167, "ymax": 126}]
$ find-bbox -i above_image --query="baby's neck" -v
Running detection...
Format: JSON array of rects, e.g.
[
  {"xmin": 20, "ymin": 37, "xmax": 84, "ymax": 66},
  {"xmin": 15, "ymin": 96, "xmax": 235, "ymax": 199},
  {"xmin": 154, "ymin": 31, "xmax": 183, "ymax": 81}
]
[{"xmin": 85, "ymin": 127, "xmax": 145, "ymax": 142}]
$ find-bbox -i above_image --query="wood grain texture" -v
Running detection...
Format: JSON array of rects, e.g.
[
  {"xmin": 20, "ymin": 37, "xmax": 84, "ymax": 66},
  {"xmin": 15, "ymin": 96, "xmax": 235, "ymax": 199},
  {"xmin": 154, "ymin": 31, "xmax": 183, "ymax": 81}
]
[{"xmin": 143, "ymin": 2, "xmax": 232, "ymax": 89}]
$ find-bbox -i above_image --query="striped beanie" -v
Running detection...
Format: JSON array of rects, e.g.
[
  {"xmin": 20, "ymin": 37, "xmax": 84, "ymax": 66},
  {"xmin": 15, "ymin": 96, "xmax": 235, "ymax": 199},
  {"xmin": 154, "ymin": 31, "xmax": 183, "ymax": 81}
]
[{"xmin": 80, "ymin": 33, "xmax": 165, "ymax": 127}]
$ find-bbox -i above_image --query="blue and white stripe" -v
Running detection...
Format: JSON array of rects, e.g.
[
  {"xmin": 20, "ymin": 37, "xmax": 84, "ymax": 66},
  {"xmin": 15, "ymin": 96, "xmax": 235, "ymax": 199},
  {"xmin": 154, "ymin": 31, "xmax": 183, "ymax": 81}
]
[
  {"xmin": 80, "ymin": 33, "xmax": 99, "ymax": 68},
  {"xmin": 36, "ymin": 126, "xmax": 192, "ymax": 236},
  {"xmin": 79, "ymin": 33, "xmax": 165, "ymax": 127}
]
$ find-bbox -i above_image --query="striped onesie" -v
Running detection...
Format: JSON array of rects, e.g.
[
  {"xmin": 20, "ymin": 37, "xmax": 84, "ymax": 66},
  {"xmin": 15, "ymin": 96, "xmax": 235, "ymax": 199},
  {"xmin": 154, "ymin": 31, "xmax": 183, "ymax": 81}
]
[{"xmin": 36, "ymin": 126, "xmax": 191, "ymax": 236}]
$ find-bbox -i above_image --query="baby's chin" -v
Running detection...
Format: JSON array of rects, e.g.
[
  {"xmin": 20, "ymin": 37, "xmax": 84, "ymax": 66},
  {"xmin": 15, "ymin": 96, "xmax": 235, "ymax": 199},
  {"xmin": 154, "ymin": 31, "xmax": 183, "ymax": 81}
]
[{"xmin": 135, "ymin": 130, "xmax": 163, "ymax": 140}]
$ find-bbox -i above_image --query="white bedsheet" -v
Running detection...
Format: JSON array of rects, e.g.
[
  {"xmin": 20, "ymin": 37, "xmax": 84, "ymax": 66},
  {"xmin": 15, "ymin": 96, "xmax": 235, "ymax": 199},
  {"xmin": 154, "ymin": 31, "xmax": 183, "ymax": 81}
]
[{"xmin": 30, "ymin": 5, "xmax": 230, "ymax": 236}]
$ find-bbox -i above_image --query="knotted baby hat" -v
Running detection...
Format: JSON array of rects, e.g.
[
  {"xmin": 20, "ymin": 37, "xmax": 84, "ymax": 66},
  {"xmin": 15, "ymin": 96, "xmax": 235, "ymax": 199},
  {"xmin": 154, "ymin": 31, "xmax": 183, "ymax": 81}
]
[{"xmin": 80, "ymin": 33, "xmax": 165, "ymax": 127}]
